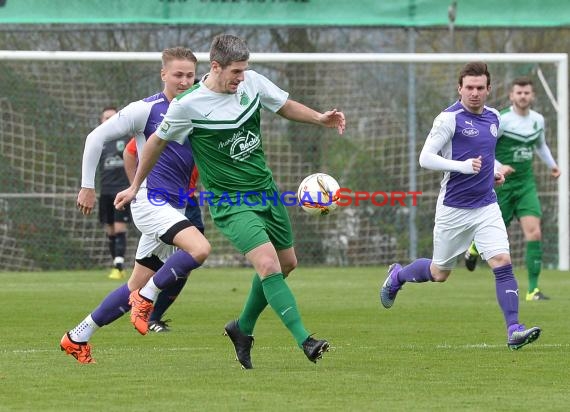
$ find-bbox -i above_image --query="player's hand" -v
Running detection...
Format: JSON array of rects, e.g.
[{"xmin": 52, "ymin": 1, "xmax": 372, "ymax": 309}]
[
  {"xmin": 494, "ymin": 172, "xmax": 505, "ymax": 187},
  {"xmin": 114, "ymin": 186, "xmax": 137, "ymax": 210},
  {"xmin": 469, "ymin": 155, "xmax": 482, "ymax": 173},
  {"xmin": 320, "ymin": 109, "xmax": 346, "ymax": 135},
  {"xmin": 551, "ymin": 166, "xmax": 561, "ymax": 178},
  {"xmin": 77, "ymin": 188, "xmax": 97, "ymax": 215},
  {"xmin": 499, "ymin": 164, "xmax": 515, "ymax": 176}
]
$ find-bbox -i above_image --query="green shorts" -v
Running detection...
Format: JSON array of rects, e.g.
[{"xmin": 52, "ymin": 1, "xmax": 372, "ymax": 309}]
[
  {"xmin": 496, "ymin": 179, "xmax": 542, "ymax": 227},
  {"xmin": 209, "ymin": 184, "xmax": 294, "ymax": 255}
]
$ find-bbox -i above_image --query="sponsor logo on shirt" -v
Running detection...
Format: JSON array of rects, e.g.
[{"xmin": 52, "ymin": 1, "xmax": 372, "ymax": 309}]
[
  {"xmin": 462, "ymin": 127, "xmax": 479, "ymax": 137},
  {"xmin": 513, "ymin": 146, "xmax": 533, "ymax": 162},
  {"xmin": 229, "ymin": 130, "xmax": 260, "ymax": 161}
]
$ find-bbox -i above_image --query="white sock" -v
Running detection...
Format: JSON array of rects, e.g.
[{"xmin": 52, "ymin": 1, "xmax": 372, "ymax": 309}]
[
  {"xmin": 69, "ymin": 315, "xmax": 100, "ymax": 342},
  {"xmin": 139, "ymin": 278, "xmax": 160, "ymax": 302}
]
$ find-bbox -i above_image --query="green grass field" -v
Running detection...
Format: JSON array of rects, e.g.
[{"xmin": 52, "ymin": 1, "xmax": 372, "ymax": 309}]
[{"xmin": 1, "ymin": 266, "xmax": 568, "ymax": 411}]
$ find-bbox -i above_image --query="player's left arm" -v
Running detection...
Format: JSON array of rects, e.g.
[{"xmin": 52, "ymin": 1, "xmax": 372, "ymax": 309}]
[
  {"xmin": 277, "ymin": 99, "xmax": 345, "ymax": 135},
  {"xmin": 535, "ymin": 126, "xmax": 560, "ymax": 178},
  {"xmin": 123, "ymin": 137, "xmax": 137, "ymax": 184},
  {"xmin": 419, "ymin": 113, "xmax": 481, "ymax": 174}
]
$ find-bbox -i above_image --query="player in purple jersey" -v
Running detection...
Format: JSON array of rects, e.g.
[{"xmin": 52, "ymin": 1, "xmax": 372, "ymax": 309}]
[
  {"xmin": 380, "ymin": 62, "xmax": 541, "ymax": 350},
  {"xmin": 61, "ymin": 47, "xmax": 210, "ymax": 364}
]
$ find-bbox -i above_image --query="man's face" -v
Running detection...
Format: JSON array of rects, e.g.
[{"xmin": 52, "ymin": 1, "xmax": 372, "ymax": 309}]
[
  {"xmin": 100, "ymin": 109, "xmax": 116, "ymax": 124},
  {"xmin": 162, "ymin": 59, "xmax": 196, "ymax": 98},
  {"xmin": 458, "ymin": 75, "xmax": 490, "ymax": 114},
  {"xmin": 509, "ymin": 84, "xmax": 534, "ymax": 111},
  {"xmin": 215, "ymin": 60, "xmax": 248, "ymax": 94}
]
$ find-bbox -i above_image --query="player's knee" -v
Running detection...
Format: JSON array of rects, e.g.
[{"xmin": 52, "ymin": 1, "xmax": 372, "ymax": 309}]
[
  {"xmin": 431, "ymin": 273, "xmax": 449, "ymax": 282},
  {"xmin": 191, "ymin": 240, "xmax": 211, "ymax": 264},
  {"xmin": 430, "ymin": 264, "xmax": 450, "ymax": 282},
  {"xmin": 256, "ymin": 258, "xmax": 282, "ymax": 277},
  {"xmin": 526, "ymin": 228, "xmax": 541, "ymax": 241},
  {"xmin": 488, "ymin": 253, "xmax": 511, "ymax": 267},
  {"xmin": 281, "ymin": 257, "xmax": 298, "ymax": 277}
]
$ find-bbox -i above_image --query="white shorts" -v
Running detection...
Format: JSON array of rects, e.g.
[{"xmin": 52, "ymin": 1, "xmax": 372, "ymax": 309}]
[
  {"xmin": 130, "ymin": 188, "xmax": 187, "ymax": 262},
  {"xmin": 432, "ymin": 202, "xmax": 509, "ymax": 269}
]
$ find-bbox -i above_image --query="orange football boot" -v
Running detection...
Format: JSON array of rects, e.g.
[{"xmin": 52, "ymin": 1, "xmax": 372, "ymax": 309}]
[
  {"xmin": 129, "ymin": 289, "xmax": 154, "ymax": 335},
  {"xmin": 60, "ymin": 332, "xmax": 95, "ymax": 364}
]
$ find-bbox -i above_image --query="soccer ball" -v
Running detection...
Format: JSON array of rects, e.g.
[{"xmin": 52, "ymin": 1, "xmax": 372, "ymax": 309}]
[{"xmin": 297, "ymin": 173, "xmax": 341, "ymax": 216}]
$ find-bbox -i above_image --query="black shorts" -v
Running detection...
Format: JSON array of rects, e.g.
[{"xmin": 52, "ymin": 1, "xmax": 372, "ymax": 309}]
[
  {"xmin": 99, "ymin": 193, "xmax": 132, "ymax": 225},
  {"xmin": 184, "ymin": 200, "xmax": 205, "ymax": 234}
]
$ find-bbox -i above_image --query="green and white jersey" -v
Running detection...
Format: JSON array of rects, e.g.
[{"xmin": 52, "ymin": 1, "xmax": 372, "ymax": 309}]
[
  {"xmin": 156, "ymin": 70, "xmax": 288, "ymax": 197},
  {"xmin": 496, "ymin": 106, "xmax": 545, "ymax": 179}
]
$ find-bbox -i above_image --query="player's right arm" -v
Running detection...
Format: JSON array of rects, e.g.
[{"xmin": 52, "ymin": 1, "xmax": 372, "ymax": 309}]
[
  {"xmin": 77, "ymin": 102, "xmax": 141, "ymax": 215},
  {"xmin": 419, "ymin": 112, "xmax": 481, "ymax": 174}
]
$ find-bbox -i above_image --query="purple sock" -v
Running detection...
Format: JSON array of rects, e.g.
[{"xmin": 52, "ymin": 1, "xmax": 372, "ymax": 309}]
[
  {"xmin": 398, "ymin": 258, "xmax": 434, "ymax": 284},
  {"xmin": 493, "ymin": 264, "xmax": 519, "ymax": 329},
  {"xmin": 91, "ymin": 284, "xmax": 131, "ymax": 326},
  {"xmin": 153, "ymin": 250, "xmax": 200, "ymax": 290}
]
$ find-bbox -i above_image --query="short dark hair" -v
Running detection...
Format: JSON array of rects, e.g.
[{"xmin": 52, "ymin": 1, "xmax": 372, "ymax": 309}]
[
  {"xmin": 101, "ymin": 106, "xmax": 117, "ymax": 114},
  {"xmin": 458, "ymin": 61, "xmax": 491, "ymax": 87},
  {"xmin": 511, "ymin": 76, "xmax": 533, "ymax": 89},
  {"xmin": 209, "ymin": 34, "xmax": 250, "ymax": 68}
]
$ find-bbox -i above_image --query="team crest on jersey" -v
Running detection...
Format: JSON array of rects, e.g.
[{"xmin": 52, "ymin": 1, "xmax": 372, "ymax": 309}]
[
  {"xmin": 229, "ymin": 130, "xmax": 260, "ymax": 161},
  {"xmin": 239, "ymin": 91, "xmax": 250, "ymax": 106},
  {"xmin": 115, "ymin": 140, "xmax": 125, "ymax": 152},
  {"xmin": 160, "ymin": 121, "xmax": 171, "ymax": 133},
  {"xmin": 490, "ymin": 123, "xmax": 498, "ymax": 137}
]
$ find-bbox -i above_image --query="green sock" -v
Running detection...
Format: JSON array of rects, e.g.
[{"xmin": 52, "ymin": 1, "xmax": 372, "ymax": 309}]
[
  {"xmin": 237, "ymin": 274, "xmax": 268, "ymax": 335},
  {"xmin": 468, "ymin": 241, "xmax": 479, "ymax": 255},
  {"xmin": 526, "ymin": 240, "xmax": 542, "ymax": 293},
  {"xmin": 262, "ymin": 273, "xmax": 309, "ymax": 347}
]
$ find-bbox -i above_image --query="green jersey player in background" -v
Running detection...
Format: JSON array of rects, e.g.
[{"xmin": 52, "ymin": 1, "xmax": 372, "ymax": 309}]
[
  {"xmin": 115, "ymin": 34, "xmax": 346, "ymax": 368},
  {"xmin": 465, "ymin": 77, "xmax": 560, "ymax": 301}
]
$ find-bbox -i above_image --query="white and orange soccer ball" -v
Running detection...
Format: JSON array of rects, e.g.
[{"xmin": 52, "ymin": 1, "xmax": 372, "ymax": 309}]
[{"xmin": 297, "ymin": 173, "xmax": 341, "ymax": 216}]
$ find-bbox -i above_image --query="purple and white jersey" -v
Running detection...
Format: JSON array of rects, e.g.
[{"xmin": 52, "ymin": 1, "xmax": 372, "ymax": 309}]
[
  {"xmin": 82, "ymin": 92, "xmax": 195, "ymax": 207},
  {"xmin": 424, "ymin": 100, "xmax": 500, "ymax": 209}
]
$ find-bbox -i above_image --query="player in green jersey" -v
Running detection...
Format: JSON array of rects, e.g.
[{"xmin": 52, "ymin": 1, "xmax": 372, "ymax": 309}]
[
  {"xmin": 464, "ymin": 77, "xmax": 560, "ymax": 301},
  {"xmin": 115, "ymin": 34, "xmax": 346, "ymax": 368}
]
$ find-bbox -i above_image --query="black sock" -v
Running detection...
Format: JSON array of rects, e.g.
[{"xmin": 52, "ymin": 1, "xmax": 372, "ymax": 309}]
[
  {"xmin": 114, "ymin": 232, "xmax": 127, "ymax": 269},
  {"xmin": 107, "ymin": 235, "xmax": 117, "ymax": 259}
]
